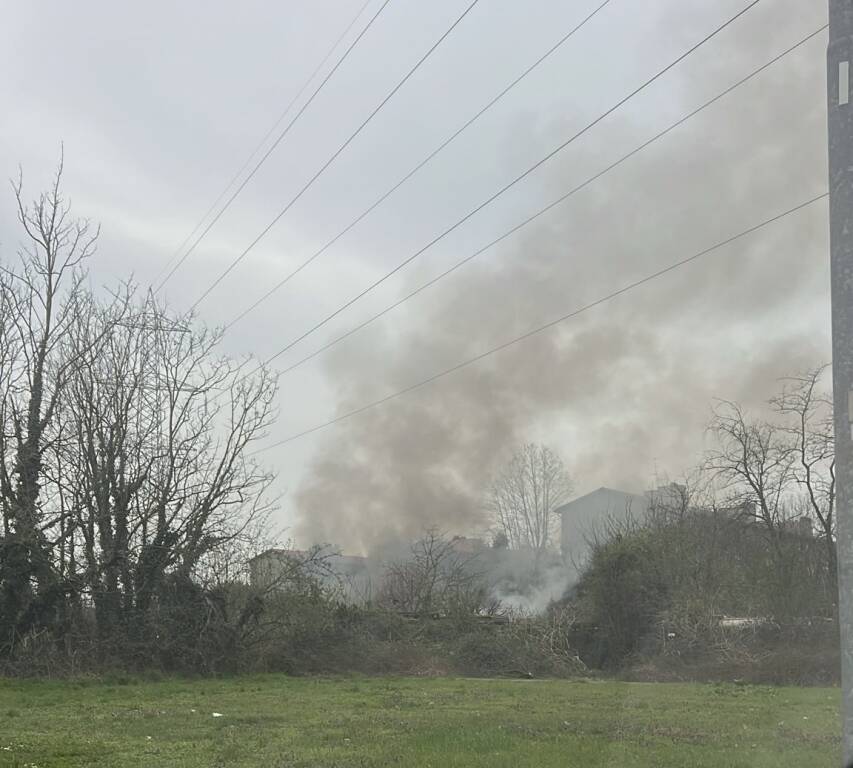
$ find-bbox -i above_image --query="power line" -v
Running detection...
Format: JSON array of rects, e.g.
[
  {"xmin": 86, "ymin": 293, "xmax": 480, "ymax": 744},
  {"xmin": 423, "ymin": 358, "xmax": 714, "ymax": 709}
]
[
  {"xmin": 223, "ymin": 0, "xmax": 613, "ymax": 332},
  {"xmin": 250, "ymin": 0, "xmax": 762, "ymax": 372},
  {"xmin": 154, "ymin": 0, "xmax": 395, "ymax": 294},
  {"xmin": 188, "ymin": 0, "xmax": 483, "ymax": 310},
  {"xmin": 151, "ymin": 0, "xmax": 376, "ymax": 288},
  {"xmin": 253, "ymin": 192, "xmax": 828, "ymax": 453},
  {"xmin": 272, "ymin": 24, "xmax": 827, "ymax": 378}
]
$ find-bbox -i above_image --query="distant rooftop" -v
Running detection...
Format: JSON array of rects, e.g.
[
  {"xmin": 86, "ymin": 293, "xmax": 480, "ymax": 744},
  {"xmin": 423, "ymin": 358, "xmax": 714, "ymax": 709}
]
[{"xmin": 248, "ymin": 547, "xmax": 367, "ymax": 563}]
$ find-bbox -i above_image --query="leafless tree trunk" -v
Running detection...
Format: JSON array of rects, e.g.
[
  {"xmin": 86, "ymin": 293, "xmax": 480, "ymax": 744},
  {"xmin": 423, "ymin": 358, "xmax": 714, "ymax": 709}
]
[
  {"xmin": 488, "ymin": 443, "xmax": 572, "ymax": 564},
  {"xmin": 703, "ymin": 372, "xmax": 837, "ymax": 616},
  {"xmin": 0, "ymin": 155, "xmax": 97, "ymax": 648},
  {"xmin": 0, "ymin": 161, "xmax": 279, "ymax": 664},
  {"xmin": 704, "ymin": 400, "xmax": 796, "ymax": 552},
  {"xmin": 770, "ymin": 365, "xmax": 836, "ymax": 595},
  {"xmin": 58, "ymin": 293, "xmax": 277, "ymax": 646},
  {"xmin": 379, "ymin": 529, "xmax": 489, "ymax": 615}
]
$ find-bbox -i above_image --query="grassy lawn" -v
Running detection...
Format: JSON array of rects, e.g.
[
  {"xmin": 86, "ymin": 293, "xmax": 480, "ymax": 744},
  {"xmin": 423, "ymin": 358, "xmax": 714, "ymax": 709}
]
[{"xmin": 0, "ymin": 674, "xmax": 841, "ymax": 767}]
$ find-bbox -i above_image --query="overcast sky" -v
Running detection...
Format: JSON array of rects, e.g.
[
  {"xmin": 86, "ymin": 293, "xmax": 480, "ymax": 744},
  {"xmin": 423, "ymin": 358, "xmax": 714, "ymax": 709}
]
[{"xmin": 0, "ymin": 0, "xmax": 830, "ymax": 553}]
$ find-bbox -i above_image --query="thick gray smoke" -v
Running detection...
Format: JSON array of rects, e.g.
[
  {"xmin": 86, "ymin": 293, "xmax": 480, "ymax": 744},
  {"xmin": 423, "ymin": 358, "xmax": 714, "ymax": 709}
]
[{"xmin": 295, "ymin": 3, "xmax": 829, "ymax": 555}]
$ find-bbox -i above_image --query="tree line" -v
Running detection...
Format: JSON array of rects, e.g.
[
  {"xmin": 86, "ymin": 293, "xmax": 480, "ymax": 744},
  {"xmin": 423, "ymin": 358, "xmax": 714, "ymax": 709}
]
[
  {"xmin": 0, "ymin": 162, "xmax": 277, "ymax": 669},
  {"xmin": 562, "ymin": 367, "xmax": 838, "ymax": 681},
  {"xmin": 0, "ymin": 164, "xmax": 839, "ymax": 683}
]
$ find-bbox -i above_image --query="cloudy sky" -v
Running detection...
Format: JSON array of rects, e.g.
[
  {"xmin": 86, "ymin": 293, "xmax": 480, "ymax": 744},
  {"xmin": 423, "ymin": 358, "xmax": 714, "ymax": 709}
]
[{"xmin": 0, "ymin": 0, "xmax": 830, "ymax": 553}]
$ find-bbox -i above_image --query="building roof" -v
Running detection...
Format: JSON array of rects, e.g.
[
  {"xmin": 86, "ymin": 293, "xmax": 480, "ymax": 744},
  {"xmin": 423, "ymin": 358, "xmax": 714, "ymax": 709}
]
[
  {"xmin": 248, "ymin": 548, "xmax": 369, "ymax": 564},
  {"xmin": 247, "ymin": 548, "xmax": 309, "ymax": 563},
  {"xmin": 555, "ymin": 486, "xmax": 647, "ymax": 513}
]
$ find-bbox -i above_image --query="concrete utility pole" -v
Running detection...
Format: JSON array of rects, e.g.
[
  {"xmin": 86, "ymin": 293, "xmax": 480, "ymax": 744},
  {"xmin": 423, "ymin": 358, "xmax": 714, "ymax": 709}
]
[{"xmin": 829, "ymin": 1, "xmax": 853, "ymax": 764}]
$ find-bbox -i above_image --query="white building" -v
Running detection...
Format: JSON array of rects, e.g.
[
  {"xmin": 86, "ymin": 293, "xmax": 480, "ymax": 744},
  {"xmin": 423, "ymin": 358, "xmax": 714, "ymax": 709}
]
[{"xmin": 555, "ymin": 487, "xmax": 650, "ymax": 580}]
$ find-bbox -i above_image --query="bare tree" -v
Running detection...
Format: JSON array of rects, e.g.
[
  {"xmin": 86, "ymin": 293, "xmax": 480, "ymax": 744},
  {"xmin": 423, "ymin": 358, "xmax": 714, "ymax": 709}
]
[
  {"xmin": 488, "ymin": 443, "xmax": 572, "ymax": 562},
  {"xmin": 703, "ymin": 370, "xmax": 837, "ymax": 613},
  {"xmin": 379, "ymin": 529, "xmax": 490, "ymax": 616},
  {"xmin": 770, "ymin": 365, "xmax": 836, "ymax": 586},
  {"xmin": 0, "ymin": 162, "xmax": 280, "ymax": 665},
  {"xmin": 704, "ymin": 399, "xmax": 797, "ymax": 549},
  {"xmin": 57, "ymin": 293, "xmax": 278, "ymax": 644},
  {"xmin": 0, "ymin": 155, "xmax": 98, "ymax": 647}
]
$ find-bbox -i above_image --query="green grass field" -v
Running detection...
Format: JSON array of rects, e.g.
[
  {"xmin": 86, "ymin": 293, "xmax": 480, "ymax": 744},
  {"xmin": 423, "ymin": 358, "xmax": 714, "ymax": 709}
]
[{"xmin": 0, "ymin": 675, "xmax": 841, "ymax": 767}]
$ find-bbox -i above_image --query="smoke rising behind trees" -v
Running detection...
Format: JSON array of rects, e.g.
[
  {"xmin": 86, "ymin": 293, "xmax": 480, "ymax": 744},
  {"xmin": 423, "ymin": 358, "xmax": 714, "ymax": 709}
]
[
  {"xmin": 294, "ymin": 2, "xmax": 828, "ymax": 554},
  {"xmin": 0, "ymin": 2, "xmax": 829, "ymax": 550}
]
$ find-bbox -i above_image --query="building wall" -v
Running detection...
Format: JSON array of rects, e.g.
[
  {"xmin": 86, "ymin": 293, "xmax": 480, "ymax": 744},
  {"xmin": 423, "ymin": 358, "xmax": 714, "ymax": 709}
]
[
  {"xmin": 248, "ymin": 549, "xmax": 304, "ymax": 590},
  {"xmin": 556, "ymin": 487, "xmax": 649, "ymax": 581},
  {"xmin": 248, "ymin": 549, "xmax": 373, "ymax": 602}
]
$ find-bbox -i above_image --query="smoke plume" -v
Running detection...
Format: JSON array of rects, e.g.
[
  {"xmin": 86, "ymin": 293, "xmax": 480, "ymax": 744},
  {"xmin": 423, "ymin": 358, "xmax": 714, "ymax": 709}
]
[{"xmin": 295, "ymin": 3, "xmax": 829, "ymax": 555}]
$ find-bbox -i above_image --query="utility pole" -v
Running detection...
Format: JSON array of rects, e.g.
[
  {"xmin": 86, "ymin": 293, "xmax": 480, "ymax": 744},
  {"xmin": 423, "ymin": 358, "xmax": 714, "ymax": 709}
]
[{"xmin": 829, "ymin": 1, "xmax": 853, "ymax": 764}]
